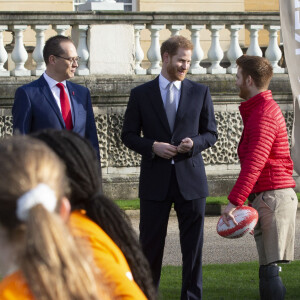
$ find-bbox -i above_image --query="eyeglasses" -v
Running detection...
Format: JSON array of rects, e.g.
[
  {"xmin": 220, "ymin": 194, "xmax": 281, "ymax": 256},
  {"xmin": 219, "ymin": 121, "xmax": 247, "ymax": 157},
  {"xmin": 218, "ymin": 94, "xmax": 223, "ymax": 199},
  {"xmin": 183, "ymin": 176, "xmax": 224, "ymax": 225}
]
[{"xmin": 53, "ymin": 55, "xmax": 81, "ymax": 64}]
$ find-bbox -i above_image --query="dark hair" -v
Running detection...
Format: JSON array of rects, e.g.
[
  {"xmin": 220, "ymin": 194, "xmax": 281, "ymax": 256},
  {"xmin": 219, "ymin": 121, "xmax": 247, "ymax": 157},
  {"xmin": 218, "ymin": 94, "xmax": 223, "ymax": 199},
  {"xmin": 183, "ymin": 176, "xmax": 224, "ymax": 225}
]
[
  {"xmin": 43, "ymin": 35, "xmax": 74, "ymax": 65},
  {"xmin": 31, "ymin": 129, "xmax": 156, "ymax": 300},
  {"xmin": 160, "ymin": 35, "xmax": 193, "ymax": 59},
  {"xmin": 236, "ymin": 55, "xmax": 273, "ymax": 89}
]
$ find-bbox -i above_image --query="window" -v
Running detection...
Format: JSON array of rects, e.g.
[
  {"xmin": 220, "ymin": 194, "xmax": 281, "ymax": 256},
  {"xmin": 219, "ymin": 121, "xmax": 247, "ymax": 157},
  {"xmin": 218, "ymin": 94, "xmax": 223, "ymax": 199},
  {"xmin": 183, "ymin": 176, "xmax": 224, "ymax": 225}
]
[
  {"xmin": 116, "ymin": 0, "xmax": 136, "ymax": 11},
  {"xmin": 74, "ymin": 0, "xmax": 137, "ymax": 12}
]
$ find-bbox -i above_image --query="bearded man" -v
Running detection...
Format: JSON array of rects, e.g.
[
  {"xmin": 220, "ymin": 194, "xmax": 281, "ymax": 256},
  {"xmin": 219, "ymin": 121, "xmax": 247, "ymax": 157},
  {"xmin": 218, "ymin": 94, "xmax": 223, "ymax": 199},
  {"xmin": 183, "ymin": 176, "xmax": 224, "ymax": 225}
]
[
  {"xmin": 222, "ymin": 55, "xmax": 297, "ymax": 300},
  {"xmin": 122, "ymin": 35, "xmax": 217, "ymax": 300}
]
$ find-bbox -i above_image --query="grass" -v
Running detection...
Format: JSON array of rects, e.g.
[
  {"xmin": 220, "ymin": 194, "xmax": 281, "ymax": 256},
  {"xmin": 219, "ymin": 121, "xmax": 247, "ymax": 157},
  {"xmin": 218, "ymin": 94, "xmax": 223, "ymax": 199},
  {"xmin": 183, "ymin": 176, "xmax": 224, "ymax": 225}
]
[
  {"xmin": 159, "ymin": 261, "xmax": 300, "ymax": 300},
  {"xmin": 115, "ymin": 196, "xmax": 229, "ymax": 210},
  {"xmin": 115, "ymin": 198, "xmax": 140, "ymax": 210},
  {"xmin": 115, "ymin": 194, "xmax": 300, "ymax": 210}
]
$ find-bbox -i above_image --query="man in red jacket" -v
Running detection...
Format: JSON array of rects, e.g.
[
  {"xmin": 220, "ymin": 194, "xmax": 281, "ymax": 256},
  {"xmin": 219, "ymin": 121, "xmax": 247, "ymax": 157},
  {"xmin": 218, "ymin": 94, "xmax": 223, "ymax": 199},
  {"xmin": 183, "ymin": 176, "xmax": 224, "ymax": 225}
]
[{"xmin": 222, "ymin": 55, "xmax": 298, "ymax": 300}]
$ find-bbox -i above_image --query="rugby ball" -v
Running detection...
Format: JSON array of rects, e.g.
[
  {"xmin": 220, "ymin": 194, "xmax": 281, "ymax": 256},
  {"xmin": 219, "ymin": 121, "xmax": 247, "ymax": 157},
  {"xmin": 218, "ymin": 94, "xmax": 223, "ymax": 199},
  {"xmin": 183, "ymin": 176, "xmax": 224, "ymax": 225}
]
[{"xmin": 216, "ymin": 206, "xmax": 258, "ymax": 239}]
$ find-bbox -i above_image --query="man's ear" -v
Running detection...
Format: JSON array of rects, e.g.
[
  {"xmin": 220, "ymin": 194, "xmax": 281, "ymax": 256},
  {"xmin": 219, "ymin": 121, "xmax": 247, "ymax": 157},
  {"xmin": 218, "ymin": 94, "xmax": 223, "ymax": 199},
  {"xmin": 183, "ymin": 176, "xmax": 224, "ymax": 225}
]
[
  {"xmin": 48, "ymin": 55, "xmax": 56, "ymax": 65},
  {"xmin": 59, "ymin": 197, "xmax": 71, "ymax": 222},
  {"xmin": 245, "ymin": 75, "xmax": 253, "ymax": 86},
  {"xmin": 162, "ymin": 52, "xmax": 169, "ymax": 64}
]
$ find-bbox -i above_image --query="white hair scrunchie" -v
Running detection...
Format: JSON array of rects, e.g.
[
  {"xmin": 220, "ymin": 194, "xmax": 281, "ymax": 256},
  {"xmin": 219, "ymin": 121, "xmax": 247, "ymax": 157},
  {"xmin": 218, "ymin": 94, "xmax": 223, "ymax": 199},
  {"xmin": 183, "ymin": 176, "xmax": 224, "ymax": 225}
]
[{"xmin": 16, "ymin": 183, "xmax": 58, "ymax": 222}]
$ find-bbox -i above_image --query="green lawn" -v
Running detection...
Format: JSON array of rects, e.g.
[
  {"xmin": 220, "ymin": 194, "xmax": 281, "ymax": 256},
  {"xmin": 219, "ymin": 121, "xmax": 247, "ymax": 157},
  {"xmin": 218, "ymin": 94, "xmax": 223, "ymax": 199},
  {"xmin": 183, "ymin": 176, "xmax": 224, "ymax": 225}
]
[
  {"xmin": 115, "ymin": 196, "xmax": 229, "ymax": 210},
  {"xmin": 159, "ymin": 261, "xmax": 300, "ymax": 300},
  {"xmin": 115, "ymin": 194, "xmax": 300, "ymax": 210}
]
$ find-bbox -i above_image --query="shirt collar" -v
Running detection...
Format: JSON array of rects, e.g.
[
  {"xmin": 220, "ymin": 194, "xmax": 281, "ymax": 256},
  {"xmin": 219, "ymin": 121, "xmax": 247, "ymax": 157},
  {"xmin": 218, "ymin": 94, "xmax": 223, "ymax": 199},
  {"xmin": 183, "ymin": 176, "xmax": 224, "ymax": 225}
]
[
  {"xmin": 43, "ymin": 72, "xmax": 67, "ymax": 89},
  {"xmin": 159, "ymin": 74, "xmax": 182, "ymax": 90}
]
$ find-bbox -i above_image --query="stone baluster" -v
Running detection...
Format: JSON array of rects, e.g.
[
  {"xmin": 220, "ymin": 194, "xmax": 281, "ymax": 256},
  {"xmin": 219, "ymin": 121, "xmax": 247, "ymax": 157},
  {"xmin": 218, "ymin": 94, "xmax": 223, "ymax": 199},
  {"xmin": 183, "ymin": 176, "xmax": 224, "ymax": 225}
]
[
  {"xmin": 265, "ymin": 25, "xmax": 284, "ymax": 73},
  {"xmin": 246, "ymin": 25, "xmax": 263, "ymax": 56},
  {"xmin": 74, "ymin": 25, "xmax": 89, "ymax": 75},
  {"xmin": 146, "ymin": 24, "xmax": 164, "ymax": 75},
  {"xmin": 0, "ymin": 26, "xmax": 9, "ymax": 76},
  {"xmin": 226, "ymin": 24, "xmax": 243, "ymax": 74},
  {"xmin": 10, "ymin": 25, "xmax": 30, "ymax": 76},
  {"xmin": 207, "ymin": 25, "xmax": 226, "ymax": 74},
  {"xmin": 187, "ymin": 25, "xmax": 206, "ymax": 74},
  {"xmin": 54, "ymin": 25, "xmax": 71, "ymax": 36},
  {"xmin": 167, "ymin": 25, "xmax": 185, "ymax": 36},
  {"xmin": 32, "ymin": 25, "xmax": 49, "ymax": 76},
  {"xmin": 134, "ymin": 24, "xmax": 146, "ymax": 75}
]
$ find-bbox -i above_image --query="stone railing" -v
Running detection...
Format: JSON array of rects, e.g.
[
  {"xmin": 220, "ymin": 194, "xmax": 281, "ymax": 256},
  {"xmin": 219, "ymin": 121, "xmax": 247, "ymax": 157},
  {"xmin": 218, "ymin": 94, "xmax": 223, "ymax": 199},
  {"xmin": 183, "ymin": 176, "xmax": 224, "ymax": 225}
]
[
  {"xmin": 0, "ymin": 11, "xmax": 296, "ymax": 199},
  {"xmin": 0, "ymin": 11, "xmax": 284, "ymax": 77}
]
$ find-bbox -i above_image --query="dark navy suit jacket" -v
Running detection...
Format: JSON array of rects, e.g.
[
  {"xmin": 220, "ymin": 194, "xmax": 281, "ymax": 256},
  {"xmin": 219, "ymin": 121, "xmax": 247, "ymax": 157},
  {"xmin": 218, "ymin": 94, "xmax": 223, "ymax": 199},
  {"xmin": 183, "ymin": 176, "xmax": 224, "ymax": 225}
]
[
  {"xmin": 12, "ymin": 75, "xmax": 100, "ymax": 160},
  {"xmin": 121, "ymin": 76, "xmax": 218, "ymax": 201}
]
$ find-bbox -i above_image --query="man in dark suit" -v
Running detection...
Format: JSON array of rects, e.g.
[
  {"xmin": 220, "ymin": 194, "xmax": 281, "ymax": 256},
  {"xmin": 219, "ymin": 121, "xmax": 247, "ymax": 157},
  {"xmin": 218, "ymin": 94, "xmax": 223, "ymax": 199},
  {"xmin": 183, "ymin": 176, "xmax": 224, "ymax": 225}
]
[
  {"xmin": 12, "ymin": 35, "xmax": 100, "ymax": 160},
  {"xmin": 121, "ymin": 36, "xmax": 217, "ymax": 299}
]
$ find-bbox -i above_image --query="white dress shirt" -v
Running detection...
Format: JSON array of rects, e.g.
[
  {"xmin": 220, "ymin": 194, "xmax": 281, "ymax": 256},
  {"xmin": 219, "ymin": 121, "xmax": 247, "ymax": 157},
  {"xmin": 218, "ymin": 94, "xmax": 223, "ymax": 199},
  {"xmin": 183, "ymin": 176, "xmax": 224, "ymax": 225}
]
[
  {"xmin": 159, "ymin": 74, "xmax": 182, "ymax": 112},
  {"xmin": 43, "ymin": 72, "xmax": 74, "ymax": 122}
]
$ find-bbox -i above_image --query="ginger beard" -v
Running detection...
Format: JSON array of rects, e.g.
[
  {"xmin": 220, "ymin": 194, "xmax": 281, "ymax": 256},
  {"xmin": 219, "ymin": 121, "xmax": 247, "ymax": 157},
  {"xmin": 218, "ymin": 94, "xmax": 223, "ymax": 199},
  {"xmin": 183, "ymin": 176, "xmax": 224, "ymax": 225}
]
[{"xmin": 166, "ymin": 48, "xmax": 191, "ymax": 82}]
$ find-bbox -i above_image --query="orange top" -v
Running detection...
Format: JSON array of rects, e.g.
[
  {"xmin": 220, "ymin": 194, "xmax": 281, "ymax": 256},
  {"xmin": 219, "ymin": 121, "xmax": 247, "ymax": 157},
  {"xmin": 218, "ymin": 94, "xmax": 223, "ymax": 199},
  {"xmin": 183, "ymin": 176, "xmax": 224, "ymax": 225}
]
[
  {"xmin": 69, "ymin": 210, "xmax": 147, "ymax": 300},
  {"xmin": 0, "ymin": 271, "xmax": 34, "ymax": 300},
  {"xmin": 0, "ymin": 269, "xmax": 110, "ymax": 300}
]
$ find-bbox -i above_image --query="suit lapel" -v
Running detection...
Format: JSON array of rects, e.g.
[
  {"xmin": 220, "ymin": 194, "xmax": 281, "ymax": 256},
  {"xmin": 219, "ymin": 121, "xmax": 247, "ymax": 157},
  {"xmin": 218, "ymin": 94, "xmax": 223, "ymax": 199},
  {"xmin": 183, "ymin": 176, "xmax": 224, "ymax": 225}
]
[
  {"xmin": 38, "ymin": 76, "xmax": 65, "ymax": 127},
  {"xmin": 174, "ymin": 79, "xmax": 193, "ymax": 129},
  {"xmin": 149, "ymin": 77, "xmax": 171, "ymax": 134}
]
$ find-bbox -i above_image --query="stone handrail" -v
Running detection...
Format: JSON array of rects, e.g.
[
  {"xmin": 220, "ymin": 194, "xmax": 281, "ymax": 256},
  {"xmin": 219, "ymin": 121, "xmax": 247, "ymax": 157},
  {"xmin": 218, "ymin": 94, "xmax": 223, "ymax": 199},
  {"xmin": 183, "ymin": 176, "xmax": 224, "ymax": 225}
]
[{"xmin": 0, "ymin": 11, "xmax": 283, "ymax": 77}]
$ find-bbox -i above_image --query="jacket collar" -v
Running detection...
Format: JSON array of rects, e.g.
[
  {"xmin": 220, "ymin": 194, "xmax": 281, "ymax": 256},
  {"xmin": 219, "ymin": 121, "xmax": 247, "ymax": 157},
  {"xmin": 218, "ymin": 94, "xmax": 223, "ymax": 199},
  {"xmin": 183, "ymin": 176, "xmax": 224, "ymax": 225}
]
[{"xmin": 239, "ymin": 90, "xmax": 273, "ymax": 121}]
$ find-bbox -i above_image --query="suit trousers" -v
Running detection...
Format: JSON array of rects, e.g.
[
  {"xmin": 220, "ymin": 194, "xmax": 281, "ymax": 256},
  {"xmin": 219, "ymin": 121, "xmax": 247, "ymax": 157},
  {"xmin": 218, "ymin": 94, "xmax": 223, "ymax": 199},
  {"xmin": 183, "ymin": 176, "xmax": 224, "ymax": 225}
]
[{"xmin": 139, "ymin": 166, "xmax": 206, "ymax": 300}]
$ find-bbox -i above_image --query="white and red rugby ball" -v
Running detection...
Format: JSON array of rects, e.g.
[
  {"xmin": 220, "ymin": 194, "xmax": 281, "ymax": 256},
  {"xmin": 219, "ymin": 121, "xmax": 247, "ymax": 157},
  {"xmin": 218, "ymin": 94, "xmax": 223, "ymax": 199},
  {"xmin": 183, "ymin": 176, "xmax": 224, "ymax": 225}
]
[{"xmin": 216, "ymin": 206, "xmax": 258, "ymax": 239}]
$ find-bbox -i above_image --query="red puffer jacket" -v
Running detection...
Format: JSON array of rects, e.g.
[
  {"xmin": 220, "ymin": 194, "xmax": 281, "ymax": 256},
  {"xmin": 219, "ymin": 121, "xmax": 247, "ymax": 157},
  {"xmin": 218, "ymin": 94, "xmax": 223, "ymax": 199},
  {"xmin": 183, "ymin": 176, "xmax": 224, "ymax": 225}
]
[{"xmin": 228, "ymin": 90, "xmax": 295, "ymax": 206}]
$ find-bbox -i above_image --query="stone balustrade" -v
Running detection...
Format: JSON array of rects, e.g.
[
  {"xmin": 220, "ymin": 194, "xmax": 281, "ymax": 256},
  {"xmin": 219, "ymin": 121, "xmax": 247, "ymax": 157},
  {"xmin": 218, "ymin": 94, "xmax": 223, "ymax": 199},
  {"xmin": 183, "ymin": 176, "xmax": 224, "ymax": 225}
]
[
  {"xmin": 0, "ymin": 11, "xmax": 296, "ymax": 199},
  {"xmin": 0, "ymin": 11, "xmax": 283, "ymax": 76}
]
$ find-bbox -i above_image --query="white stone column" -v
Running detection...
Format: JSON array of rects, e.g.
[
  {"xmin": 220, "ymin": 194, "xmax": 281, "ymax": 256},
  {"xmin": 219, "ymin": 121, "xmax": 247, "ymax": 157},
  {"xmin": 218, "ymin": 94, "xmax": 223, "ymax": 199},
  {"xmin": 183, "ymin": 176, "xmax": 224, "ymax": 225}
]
[
  {"xmin": 74, "ymin": 25, "xmax": 90, "ymax": 75},
  {"xmin": 10, "ymin": 25, "xmax": 30, "ymax": 76},
  {"xmin": 226, "ymin": 24, "xmax": 243, "ymax": 74},
  {"xmin": 207, "ymin": 25, "xmax": 226, "ymax": 74},
  {"xmin": 166, "ymin": 25, "xmax": 185, "ymax": 36},
  {"xmin": 146, "ymin": 24, "xmax": 164, "ymax": 75},
  {"xmin": 88, "ymin": 24, "xmax": 135, "ymax": 75},
  {"xmin": 246, "ymin": 25, "xmax": 263, "ymax": 57},
  {"xmin": 265, "ymin": 25, "xmax": 284, "ymax": 74},
  {"xmin": 187, "ymin": 25, "xmax": 206, "ymax": 74},
  {"xmin": 54, "ymin": 25, "xmax": 71, "ymax": 36},
  {"xmin": 0, "ymin": 26, "xmax": 9, "ymax": 76},
  {"xmin": 134, "ymin": 24, "xmax": 146, "ymax": 75},
  {"xmin": 32, "ymin": 25, "xmax": 49, "ymax": 76}
]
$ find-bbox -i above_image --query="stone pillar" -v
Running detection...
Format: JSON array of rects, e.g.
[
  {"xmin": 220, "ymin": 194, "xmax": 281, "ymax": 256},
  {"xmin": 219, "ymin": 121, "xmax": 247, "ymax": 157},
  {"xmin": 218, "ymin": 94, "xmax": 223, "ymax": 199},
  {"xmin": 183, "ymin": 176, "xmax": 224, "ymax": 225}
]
[
  {"xmin": 73, "ymin": 25, "xmax": 90, "ymax": 76},
  {"xmin": 146, "ymin": 24, "xmax": 164, "ymax": 75},
  {"xmin": 265, "ymin": 25, "xmax": 285, "ymax": 73},
  {"xmin": 88, "ymin": 24, "xmax": 135, "ymax": 75},
  {"xmin": 226, "ymin": 24, "xmax": 243, "ymax": 74},
  {"xmin": 207, "ymin": 25, "xmax": 226, "ymax": 74},
  {"xmin": 187, "ymin": 25, "xmax": 206, "ymax": 74},
  {"xmin": 10, "ymin": 25, "xmax": 30, "ymax": 76},
  {"xmin": 32, "ymin": 25, "xmax": 49, "ymax": 76},
  {"xmin": 54, "ymin": 25, "xmax": 70, "ymax": 36},
  {"xmin": 167, "ymin": 24, "xmax": 185, "ymax": 36},
  {"xmin": 0, "ymin": 26, "xmax": 9, "ymax": 76},
  {"xmin": 246, "ymin": 25, "xmax": 263, "ymax": 57},
  {"xmin": 134, "ymin": 24, "xmax": 146, "ymax": 75}
]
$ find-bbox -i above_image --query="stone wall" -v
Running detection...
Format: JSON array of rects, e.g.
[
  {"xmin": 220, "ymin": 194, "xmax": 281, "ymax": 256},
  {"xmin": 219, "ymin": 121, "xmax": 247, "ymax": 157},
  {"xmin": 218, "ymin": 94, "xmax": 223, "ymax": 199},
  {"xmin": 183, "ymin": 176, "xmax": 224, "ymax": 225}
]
[
  {"xmin": 139, "ymin": 0, "xmax": 244, "ymax": 12},
  {"xmin": 0, "ymin": 0, "xmax": 73, "ymax": 11},
  {"xmin": 0, "ymin": 73, "xmax": 297, "ymax": 199}
]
